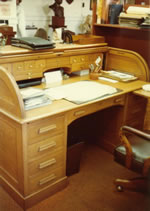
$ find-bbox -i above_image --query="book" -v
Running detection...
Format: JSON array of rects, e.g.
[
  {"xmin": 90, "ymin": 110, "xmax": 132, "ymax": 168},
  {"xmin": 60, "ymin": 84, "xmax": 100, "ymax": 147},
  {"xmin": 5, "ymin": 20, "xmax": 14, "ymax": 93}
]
[
  {"xmin": 108, "ymin": 4, "xmax": 123, "ymax": 24},
  {"xmin": 11, "ymin": 37, "xmax": 55, "ymax": 50}
]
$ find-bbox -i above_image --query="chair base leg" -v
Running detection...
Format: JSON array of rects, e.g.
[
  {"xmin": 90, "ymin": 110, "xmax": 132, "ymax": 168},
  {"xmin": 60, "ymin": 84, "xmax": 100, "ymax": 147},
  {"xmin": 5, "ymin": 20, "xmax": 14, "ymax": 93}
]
[{"xmin": 114, "ymin": 177, "xmax": 149, "ymax": 193}]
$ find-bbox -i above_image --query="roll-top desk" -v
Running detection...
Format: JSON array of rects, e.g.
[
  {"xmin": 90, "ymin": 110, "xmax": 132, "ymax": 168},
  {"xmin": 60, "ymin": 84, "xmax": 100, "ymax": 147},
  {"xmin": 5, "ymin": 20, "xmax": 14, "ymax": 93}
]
[{"xmin": 0, "ymin": 43, "xmax": 149, "ymax": 209}]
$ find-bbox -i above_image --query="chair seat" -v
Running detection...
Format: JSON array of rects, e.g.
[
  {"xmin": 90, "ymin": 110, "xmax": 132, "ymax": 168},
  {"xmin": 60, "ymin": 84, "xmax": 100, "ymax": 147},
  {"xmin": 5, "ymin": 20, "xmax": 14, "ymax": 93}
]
[{"xmin": 114, "ymin": 134, "xmax": 150, "ymax": 173}]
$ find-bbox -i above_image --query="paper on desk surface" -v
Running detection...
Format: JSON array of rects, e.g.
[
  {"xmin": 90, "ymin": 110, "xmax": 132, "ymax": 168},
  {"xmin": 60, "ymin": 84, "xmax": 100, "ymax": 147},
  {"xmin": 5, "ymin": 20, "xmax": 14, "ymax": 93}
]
[
  {"xmin": 44, "ymin": 71, "xmax": 62, "ymax": 85},
  {"xmin": 20, "ymin": 87, "xmax": 44, "ymax": 99},
  {"xmin": 98, "ymin": 77, "xmax": 118, "ymax": 83},
  {"xmin": 44, "ymin": 81, "xmax": 118, "ymax": 103}
]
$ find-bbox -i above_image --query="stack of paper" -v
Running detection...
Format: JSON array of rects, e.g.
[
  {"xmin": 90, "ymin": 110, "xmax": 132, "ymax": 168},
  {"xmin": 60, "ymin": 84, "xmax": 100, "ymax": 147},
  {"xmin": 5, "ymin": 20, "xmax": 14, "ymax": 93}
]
[
  {"xmin": 100, "ymin": 70, "xmax": 138, "ymax": 82},
  {"xmin": 20, "ymin": 87, "xmax": 52, "ymax": 110},
  {"xmin": 118, "ymin": 6, "xmax": 150, "ymax": 27},
  {"xmin": 44, "ymin": 81, "xmax": 118, "ymax": 104},
  {"xmin": 119, "ymin": 12, "xmax": 144, "ymax": 27}
]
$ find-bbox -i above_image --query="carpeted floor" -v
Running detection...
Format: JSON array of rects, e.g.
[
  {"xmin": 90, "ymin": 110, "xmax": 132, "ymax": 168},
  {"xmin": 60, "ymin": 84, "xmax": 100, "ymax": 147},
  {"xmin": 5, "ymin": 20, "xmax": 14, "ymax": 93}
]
[{"xmin": 0, "ymin": 144, "xmax": 150, "ymax": 211}]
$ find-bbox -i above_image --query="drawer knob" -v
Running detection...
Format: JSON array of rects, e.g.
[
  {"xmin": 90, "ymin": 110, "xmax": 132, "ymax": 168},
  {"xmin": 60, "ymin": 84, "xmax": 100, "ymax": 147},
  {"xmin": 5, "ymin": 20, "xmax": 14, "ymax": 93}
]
[
  {"xmin": 39, "ymin": 158, "xmax": 56, "ymax": 169},
  {"xmin": 38, "ymin": 124, "xmax": 57, "ymax": 134},
  {"xmin": 38, "ymin": 141, "xmax": 56, "ymax": 152},
  {"xmin": 73, "ymin": 59, "xmax": 77, "ymax": 63},
  {"xmin": 114, "ymin": 98, "xmax": 122, "ymax": 103},
  {"xmin": 39, "ymin": 174, "xmax": 56, "ymax": 185}
]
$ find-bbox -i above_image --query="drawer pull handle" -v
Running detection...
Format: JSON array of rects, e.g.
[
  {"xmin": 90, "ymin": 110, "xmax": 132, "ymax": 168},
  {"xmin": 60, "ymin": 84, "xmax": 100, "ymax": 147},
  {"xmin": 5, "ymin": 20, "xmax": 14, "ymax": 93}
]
[
  {"xmin": 38, "ymin": 124, "xmax": 57, "ymax": 134},
  {"xmin": 55, "ymin": 52, "xmax": 64, "ymax": 56},
  {"xmin": 39, "ymin": 158, "xmax": 56, "ymax": 169},
  {"xmin": 74, "ymin": 110, "xmax": 85, "ymax": 116},
  {"xmin": 39, "ymin": 174, "xmax": 56, "ymax": 185},
  {"xmin": 114, "ymin": 98, "xmax": 122, "ymax": 103},
  {"xmin": 38, "ymin": 141, "xmax": 56, "ymax": 152},
  {"xmin": 131, "ymin": 108, "xmax": 141, "ymax": 114}
]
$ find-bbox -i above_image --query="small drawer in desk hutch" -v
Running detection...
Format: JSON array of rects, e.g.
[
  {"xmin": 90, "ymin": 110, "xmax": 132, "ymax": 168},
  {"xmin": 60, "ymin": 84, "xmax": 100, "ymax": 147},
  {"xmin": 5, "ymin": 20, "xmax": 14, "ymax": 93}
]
[{"xmin": 12, "ymin": 60, "xmax": 45, "ymax": 80}]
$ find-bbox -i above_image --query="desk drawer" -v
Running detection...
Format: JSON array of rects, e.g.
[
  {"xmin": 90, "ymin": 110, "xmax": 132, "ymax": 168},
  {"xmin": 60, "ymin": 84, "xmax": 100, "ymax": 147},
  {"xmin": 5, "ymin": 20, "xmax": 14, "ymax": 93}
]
[
  {"xmin": 57, "ymin": 57, "xmax": 70, "ymax": 66},
  {"xmin": 46, "ymin": 58, "xmax": 58, "ymax": 69},
  {"xmin": 27, "ymin": 116, "xmax": 64, "ymax": 144},
  {"xmin": 28, "ymin": 167, "xmax": 65, "ymax": 193},
  {"xmin": 71, "ymin": 63, "xmax": 89, "ymax": 72},
  {"xmin": 125, "ymin": 93, "xmax": 147, "ymax": 122},
  {"xmin": 28, "ymin": 133, "xmax": 64, "ymax": 159},
  {"xmin": 125, "ymin": 117, "xmax": 144, "ymax": 129},
  {"xmin": 88, "ymin": 53, "xmax": 103, "ymax": 62},
  {"xmin": 28, "ymin": 149, "xmax": 64, "ymax": 176},
  {"xmin": 67, "ymin": 95, "xmax": 125, "ymax": 124},
  {"xmin": 35, "ymin": 59, "xmax": 46, "ymax": 69}
]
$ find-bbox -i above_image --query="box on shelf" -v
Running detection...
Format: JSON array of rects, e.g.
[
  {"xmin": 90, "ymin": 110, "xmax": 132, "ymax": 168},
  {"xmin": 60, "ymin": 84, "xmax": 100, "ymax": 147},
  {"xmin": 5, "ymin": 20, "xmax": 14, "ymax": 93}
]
[{"xmin": 72, "ymin": 34, "xmax": 105, "ymax": 45}]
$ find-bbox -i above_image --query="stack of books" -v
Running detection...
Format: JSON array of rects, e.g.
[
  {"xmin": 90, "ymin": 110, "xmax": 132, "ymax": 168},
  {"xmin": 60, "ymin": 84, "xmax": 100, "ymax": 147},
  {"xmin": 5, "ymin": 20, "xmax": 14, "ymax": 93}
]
[
  {"xmin": 118, "ymin": 6, "xmax": 150, "ymax": 27},
  {"xmin": 118, "ymin": 12, "xmax": 144, "ymax": 27},
  {"xmin": 11, "ymin": 37, "xmax": 55, "ymax": 50},
  {"xmin": 140, "ymin": 13, "xmax": 150, "ymax": 28},
  {"xmin": 20, "ymin": 87, "xmax": 51, "ymax": 110}
]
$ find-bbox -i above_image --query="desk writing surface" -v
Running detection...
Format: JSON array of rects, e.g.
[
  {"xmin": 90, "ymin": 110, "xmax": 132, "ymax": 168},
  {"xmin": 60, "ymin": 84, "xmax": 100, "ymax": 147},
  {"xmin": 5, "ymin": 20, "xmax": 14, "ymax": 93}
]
[
  {"xmin": 24, "ymin": 75, "xmax": 148, "ymax": 122},
  {"xmin": 133, "ymin": 89, "xmax": 150, "ymax": 98},
  {"xmin": 0, "ymin": 69, "xmax": 148, "ymax": 209}
]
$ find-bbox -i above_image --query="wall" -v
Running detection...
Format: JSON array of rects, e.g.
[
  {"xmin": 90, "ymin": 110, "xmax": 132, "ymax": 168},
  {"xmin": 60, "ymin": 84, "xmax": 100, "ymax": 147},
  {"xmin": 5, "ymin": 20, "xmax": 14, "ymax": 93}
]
[
  {"xmin": 0, "ymin": 1, "xmax": 16, "ymax": 30},
  {"xmin": 0, "ymin": 0, "xmax": 92, "ymax": 37},
  {"xmin": 21, "ymin": 0, "xmax": 92, "ymax": 37}
]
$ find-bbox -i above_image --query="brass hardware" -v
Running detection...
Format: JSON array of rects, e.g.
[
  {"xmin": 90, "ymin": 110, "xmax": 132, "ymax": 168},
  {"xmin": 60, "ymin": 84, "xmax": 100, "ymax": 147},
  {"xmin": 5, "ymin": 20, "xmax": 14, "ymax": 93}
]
[
  {"xmin": 38, "ymin": 141, "xmax": 56, "ymax": 152},
  {"xmin": 39, "ymin": 174, "xmax": 56, "ymax": 185},
  {"xmin": 74, "ymin": 110, "xmax": 85, "ymax": 116},
  {"xmin": 38, "ymin": 124, "xmax": 57, "ymax": 134},
  {"xmin": 39, "ymin": 158, "xmax": 56, "ymax": 169}
]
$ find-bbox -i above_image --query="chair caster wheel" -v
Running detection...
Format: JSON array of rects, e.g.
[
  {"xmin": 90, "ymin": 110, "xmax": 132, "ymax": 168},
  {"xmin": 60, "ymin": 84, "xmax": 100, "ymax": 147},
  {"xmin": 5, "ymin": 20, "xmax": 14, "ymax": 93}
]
[{"xmin": 116, "ymin": 185, "xmax": 123, "ymax": 192}]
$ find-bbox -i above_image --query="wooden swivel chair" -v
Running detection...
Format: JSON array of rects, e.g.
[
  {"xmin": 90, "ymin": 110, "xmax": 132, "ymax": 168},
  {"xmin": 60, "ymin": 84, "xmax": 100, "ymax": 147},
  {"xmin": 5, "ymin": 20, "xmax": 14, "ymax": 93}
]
[{"xmin": 114, "ymin": 125, "xmax": 150, "ymax": 192}]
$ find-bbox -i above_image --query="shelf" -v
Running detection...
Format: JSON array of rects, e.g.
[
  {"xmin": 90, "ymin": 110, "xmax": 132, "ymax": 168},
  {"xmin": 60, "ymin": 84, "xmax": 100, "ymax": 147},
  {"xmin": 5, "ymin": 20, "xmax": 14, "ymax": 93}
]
[{"xmin": 94, "ymin": 23, "xmax": 150, "ymax": 31}]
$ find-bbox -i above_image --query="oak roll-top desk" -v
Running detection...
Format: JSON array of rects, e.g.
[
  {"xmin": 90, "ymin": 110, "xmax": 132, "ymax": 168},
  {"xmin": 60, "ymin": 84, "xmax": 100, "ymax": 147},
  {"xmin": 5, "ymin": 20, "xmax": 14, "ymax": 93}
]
[{"xmin": 0, "ymin": 43, "xmax": 149, "ymax": 210}]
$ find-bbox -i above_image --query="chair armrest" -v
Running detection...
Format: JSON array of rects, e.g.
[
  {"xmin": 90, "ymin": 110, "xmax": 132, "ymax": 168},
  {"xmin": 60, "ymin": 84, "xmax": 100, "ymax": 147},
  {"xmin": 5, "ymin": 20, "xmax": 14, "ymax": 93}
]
[
  {"xmin": 121, "ymin": 126, "xmax": 150, "ymax": 141},
  {"xmin": 119, "ymin": 127, "xmax": 133, "ymax": 168}
]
